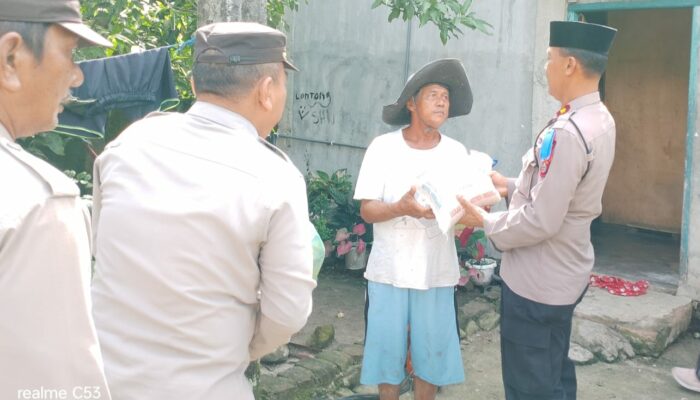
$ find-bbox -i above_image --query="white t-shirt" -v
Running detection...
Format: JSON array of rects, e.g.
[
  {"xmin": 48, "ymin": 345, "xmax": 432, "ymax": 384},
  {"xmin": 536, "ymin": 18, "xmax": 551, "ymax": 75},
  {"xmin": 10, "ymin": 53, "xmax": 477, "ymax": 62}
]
[{"xmin": 354, "ymin": 129, "xmax": 472, "ymax": 289}]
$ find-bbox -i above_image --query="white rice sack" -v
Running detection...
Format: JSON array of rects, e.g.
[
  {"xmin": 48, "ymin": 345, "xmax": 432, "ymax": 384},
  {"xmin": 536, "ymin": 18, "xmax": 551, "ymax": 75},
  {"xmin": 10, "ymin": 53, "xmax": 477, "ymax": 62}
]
[
  {"xmin": 412, "ymin": 150, "xmax": 501, "ymax": 235},
  {"xmin": 459, "ymin": 150, "xmax": 501, "ymax": 208}
]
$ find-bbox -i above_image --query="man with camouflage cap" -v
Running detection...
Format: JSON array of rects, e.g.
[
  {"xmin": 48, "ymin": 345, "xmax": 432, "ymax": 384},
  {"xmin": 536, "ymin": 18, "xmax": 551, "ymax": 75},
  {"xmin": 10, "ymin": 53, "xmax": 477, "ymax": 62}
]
[
  {"xmin": 90, "ymin": 22, "xmax": 315, "ymax": 399},
  {"xmin": 0, "ymin": 0, "xmax": 112, "ymax": 398}
]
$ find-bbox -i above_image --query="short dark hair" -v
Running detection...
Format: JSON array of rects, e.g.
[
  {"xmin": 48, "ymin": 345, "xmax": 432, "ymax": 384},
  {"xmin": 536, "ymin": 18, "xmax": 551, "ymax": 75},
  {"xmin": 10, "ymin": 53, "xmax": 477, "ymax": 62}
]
[
  {"xmin": 560, "ymin": 47, "xmax": 608, "ymax": 77},
  {"xmin": 0, "ymin": 21, "xmax": 50, "ymax": 60},
  {"xmin": 193, "ymin": 53, "xmax": 282, "ymax": 98}
]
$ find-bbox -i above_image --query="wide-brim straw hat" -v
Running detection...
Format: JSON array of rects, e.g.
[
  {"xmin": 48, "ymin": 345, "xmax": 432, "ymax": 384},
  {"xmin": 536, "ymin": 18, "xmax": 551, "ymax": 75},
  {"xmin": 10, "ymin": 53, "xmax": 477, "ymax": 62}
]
[{"xmin": 382, "ymin": 58, "xmax": 472, "ymax": 126}]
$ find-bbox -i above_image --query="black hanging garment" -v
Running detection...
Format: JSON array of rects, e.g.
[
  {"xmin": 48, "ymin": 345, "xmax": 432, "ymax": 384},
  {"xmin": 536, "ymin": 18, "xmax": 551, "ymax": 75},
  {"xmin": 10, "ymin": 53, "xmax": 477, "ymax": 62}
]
[{"xmin": 58, "ymin": 47, "xmax": 178, "ymax": 138}]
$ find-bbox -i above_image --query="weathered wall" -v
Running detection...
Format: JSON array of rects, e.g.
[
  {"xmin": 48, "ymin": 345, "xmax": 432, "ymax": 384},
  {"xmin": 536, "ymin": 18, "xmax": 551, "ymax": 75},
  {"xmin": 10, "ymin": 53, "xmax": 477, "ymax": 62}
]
[
  {"xmin": 277, "ymin": 0, "xmax": 538, "ymax": 182},
  {"xmin": 531, "ymin": 0, "xmax": 567, "ymax": 138},
  {"xmin": 198, "ymin": 0, "xmax": 266, "ymax": 26},
  {"xmin": 601, "ymin": 8, "xmax": 690, "ymax": 232}
]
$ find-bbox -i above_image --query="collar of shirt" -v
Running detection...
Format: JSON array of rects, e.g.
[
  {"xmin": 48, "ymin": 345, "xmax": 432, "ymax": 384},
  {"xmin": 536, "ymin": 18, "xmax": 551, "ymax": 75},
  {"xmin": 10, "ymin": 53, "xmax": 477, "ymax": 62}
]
[
  {"xmin": 568, "ymin": 91, "xmax": 601, "ymax": 113},
  {"xmin": 0, "ymin": 123, "xmax": 13, "ymax": 142},
  {"xmin": 186, "ymin": 101, "xmax": 259, "ymax": 138}
]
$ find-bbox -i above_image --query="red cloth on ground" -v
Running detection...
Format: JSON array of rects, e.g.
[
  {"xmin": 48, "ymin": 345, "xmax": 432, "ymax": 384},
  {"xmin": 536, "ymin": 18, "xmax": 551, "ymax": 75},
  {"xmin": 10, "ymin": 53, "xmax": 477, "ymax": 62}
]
[{"xmin": 590, "ymin": 274, "xmax": 649, "ymax": 296}]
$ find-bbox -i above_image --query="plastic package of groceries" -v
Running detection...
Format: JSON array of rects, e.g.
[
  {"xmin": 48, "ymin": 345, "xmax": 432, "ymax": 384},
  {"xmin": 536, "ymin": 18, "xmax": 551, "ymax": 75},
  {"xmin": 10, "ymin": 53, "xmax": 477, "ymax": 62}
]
[
  {"xmin": 459, "ymin": 151, "xmax": 501, "ymax": 208},
  {"xmin": 414, "ymin": 176, "xmax": 465, "ymax": 235},
  {"xmin": 413, "ymin": 150, "xmax": 501, "ymax": 235}
]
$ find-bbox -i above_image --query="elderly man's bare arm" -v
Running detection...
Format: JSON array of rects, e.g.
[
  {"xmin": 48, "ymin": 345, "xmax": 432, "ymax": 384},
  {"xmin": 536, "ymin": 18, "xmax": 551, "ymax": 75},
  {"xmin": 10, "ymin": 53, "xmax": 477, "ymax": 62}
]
[{"xmin": 360, "ymin": 186, "xmax": 435, "ymax": 224}]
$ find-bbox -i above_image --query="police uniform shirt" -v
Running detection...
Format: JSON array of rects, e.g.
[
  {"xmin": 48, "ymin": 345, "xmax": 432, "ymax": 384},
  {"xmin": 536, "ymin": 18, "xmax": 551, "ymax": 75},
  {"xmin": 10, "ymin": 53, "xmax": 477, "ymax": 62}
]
[
  {"xmin": 483, "ymin": 92, "xmax": 615, "ymax": 305},
  {"xmin": 0, "ymin": 124, "xmax": 111, "ymax": 399},
  {"xmin": 90, "ymin": 101, "xmax": 316, "ymax": 400}
]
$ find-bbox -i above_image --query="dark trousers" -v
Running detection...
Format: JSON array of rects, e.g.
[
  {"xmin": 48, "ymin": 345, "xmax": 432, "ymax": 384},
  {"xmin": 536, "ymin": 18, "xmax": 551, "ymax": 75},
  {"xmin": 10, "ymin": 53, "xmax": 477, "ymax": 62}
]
[{"xmin": 500, "ymin": 282, "xmax": 586, "ymax": 400}]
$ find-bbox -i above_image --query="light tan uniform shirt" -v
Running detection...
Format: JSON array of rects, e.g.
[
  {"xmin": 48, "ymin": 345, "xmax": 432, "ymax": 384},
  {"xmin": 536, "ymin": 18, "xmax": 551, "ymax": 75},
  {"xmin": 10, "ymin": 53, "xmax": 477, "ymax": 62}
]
[
  {"xmin": 91, "ymin": 101, "xmax": 316, "ymax": 400},
  {"xmin": 0, "ymin": 125, "xmax": 111, "ymax": 399},
  {"xmin": 484, "ymin": 92, "xmax": 616, "ymax": 305}
]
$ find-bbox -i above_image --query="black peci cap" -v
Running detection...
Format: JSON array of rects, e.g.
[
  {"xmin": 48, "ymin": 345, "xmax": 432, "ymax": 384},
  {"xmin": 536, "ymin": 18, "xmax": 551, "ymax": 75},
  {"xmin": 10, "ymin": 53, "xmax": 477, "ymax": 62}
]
[{"xmin": 550, "ymin": 21, "xmax": 617, "ymax": 56}]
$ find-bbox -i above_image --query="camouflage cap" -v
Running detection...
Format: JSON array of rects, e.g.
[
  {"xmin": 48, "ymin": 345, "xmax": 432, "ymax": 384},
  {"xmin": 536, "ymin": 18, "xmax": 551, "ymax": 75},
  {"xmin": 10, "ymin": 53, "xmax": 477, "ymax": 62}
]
[
  {"xmin": 0, "ymin": 0, "xmax": 112, "ymax": 48},
  {"xmin": 195, "ymin": 22, "xmax": 298, "ymax": 71}
]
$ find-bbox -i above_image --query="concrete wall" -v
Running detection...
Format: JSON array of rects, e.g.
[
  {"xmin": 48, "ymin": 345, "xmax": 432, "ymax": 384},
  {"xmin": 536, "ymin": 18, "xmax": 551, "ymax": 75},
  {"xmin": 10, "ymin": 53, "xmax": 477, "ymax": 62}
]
[
  {"xmin": 531, "ymin": 1, "xmax": 568, "ymax": 138},
  {"xmin": 198, "ymin": 0, "xmax": 266, "ymax": 25},
  {"xmin": 601, "ymin": 8, "xmax": 690, "ymax": 232},
  {"xmin": 277, "ymin": 0, "xmax": 538, "ymax": 182}
]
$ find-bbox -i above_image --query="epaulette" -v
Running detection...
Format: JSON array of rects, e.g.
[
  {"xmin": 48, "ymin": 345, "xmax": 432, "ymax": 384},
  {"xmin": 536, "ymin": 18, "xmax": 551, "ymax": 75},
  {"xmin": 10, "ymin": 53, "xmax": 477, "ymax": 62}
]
[
  {"xmin": 1, "ymin": 139, "xmax": 78, "ymax": 196},
  {"xmin": 552, "ymin": 117, "xmax": 572, "ymax": 130},
  {"xmin": 258, "ymin": 137, "xmax": 291, "ymax": 162}
]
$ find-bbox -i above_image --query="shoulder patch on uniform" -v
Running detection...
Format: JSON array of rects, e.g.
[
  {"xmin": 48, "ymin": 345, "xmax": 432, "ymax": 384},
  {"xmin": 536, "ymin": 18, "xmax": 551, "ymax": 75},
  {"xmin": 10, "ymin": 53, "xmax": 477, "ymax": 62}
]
[
  {"xmin": 539, "ymin": 128, "xmax": 556, "ymax": 161},
  {"xmin": 539, "ymin": 128, "xmax": 557, "ymax": 178}
]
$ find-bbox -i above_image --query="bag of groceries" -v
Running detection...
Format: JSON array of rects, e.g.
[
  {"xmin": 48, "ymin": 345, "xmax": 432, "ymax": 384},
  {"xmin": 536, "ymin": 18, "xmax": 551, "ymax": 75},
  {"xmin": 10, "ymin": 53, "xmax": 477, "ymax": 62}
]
[
  {"xmin": 459, "ymin": 150, "xmax": 501, "ymax": 207},
  {"xmin": 414, "ymin": 150, "xmax": 501, "ymax": 235}
]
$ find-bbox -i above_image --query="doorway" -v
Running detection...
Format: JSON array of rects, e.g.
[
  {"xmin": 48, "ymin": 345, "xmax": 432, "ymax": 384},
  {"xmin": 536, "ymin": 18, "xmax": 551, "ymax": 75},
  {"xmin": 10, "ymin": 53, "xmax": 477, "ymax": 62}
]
[{"xmin": 577, "ymin": 7, "xmax": 692, "ymax": 291}]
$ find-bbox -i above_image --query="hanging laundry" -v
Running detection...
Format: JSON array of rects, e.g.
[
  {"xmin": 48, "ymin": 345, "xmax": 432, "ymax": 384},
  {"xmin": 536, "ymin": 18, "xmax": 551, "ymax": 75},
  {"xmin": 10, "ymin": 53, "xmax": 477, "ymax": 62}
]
[{"xmin": 58, "ymin": 47, "xmax": 179, "ymax": 138}]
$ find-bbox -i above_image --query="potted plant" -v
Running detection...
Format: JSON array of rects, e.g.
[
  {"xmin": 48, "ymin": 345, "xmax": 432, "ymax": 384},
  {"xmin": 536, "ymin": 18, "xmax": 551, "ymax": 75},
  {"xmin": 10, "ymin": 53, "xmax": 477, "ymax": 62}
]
[
  {"xmin": 306, "ymin": 169, "xmax": 353, "ymax": 258},
  {"xmin": 306, "ymin": 169, "xmax": 372, "ymax": 269},
  {"xmin": 332, "ymin": 186, "xmax": 372, "ymax": 270},
  {"xmin": 335, "ymin": 222, "xmax": 369, "ymax": 270},
  {"xmin": 455, "ymin": 227, "xmax": 497, "ymax": 286}
]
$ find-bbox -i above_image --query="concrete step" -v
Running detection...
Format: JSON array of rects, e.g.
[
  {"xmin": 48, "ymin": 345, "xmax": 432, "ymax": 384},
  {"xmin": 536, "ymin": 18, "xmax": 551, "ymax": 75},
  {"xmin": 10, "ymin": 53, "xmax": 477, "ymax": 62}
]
[{"xmin": 571, "ymin": 288, "xmax": 693, "ymax": 361}]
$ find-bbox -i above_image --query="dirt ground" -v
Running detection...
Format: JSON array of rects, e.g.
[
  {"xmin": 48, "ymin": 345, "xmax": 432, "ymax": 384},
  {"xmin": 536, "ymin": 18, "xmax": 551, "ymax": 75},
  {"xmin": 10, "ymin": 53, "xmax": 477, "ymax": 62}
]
[{"xmin": 293, "ymin": 268, "xmax": 700, "ymax": 400}]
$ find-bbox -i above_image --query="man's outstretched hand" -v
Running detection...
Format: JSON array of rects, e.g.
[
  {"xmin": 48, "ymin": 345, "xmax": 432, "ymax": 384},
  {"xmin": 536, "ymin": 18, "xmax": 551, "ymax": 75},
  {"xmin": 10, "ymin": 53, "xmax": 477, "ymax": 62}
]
[{"xmin": 457, "ymin": 195, "xmax": 486, "ymax": 228}]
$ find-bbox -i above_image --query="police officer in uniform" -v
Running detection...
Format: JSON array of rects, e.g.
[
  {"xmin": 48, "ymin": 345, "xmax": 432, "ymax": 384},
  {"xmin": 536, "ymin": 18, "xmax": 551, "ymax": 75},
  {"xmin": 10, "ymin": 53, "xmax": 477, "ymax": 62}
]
[
  {"xmin": 458, "ymin": 21, "xmax": 618, "ymax": 399},
  {"xmin": 90, "ymin": 23, "xmax": 316, "ymax": 400},
  {"xmin": 0, "ymin": 1, "xmax": 113, "ymax": 398}
]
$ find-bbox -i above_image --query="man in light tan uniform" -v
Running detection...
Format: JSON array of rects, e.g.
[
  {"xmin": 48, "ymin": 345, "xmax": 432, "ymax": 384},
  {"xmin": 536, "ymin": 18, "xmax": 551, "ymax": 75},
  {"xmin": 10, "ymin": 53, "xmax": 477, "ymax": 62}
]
[
  {"xmin": 458, "ymin": 21, "xmax": 617, "ymax": 400},
  {"xmin": 0, "ymin": 1, "xmax": 113, "ymax": 399},
  {"xmin": 90, "ymin": 22, "xmax": 316, "ymax": 399}
]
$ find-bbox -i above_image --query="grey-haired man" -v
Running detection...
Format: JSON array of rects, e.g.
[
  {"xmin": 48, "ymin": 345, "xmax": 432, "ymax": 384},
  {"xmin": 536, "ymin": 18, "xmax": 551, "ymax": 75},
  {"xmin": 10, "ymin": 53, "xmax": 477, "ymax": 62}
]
[
  {"xmin": 355, "ymin": 59, "xmax": 474, "ymax": 400},
  {"xmin": 0, "ymin": 0, "xmax": 112, "ymax": 398}
]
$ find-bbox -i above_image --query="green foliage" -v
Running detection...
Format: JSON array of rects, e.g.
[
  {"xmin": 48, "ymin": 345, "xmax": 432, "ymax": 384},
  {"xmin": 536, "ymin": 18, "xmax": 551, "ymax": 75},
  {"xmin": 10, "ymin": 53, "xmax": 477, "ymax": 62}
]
[
  {"xmin": 267, "ymin": 0, "xmax": 308, "ymax": 29},
  {"xmin": 267, "ymin": 0, "xmax": 490, "ymax": 44},
  {"xmin": 19, "ymin": 132, "xmax": 67, "ymax": 159},
  {"xmin": 79, "ymin": 0, "xmax": 197, "ymax": 105},
  {"xmin": 456, "ymin": 228, "xmax": 488, "ymax": 262},
  {"xmin": 306, "ymin": 169, "xmax": 372, "ymax": 245},
  {"xmin": 371, "ymin": 0, "xmax": 492, "ymax": 44},
  {"xmin": 307, "ymin": 169, "xmax": 353, "ymax": 242},
  {"xmin": 63, "ymin": 170, "xmax": 94, "ymax": 195}
]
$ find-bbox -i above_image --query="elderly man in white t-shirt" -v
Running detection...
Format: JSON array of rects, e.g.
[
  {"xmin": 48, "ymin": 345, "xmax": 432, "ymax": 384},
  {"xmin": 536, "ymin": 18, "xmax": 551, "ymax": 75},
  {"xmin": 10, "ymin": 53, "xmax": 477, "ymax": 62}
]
[{"xmin": 354, "ymin": 58, "xmax": 474, "ymax": 400}]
